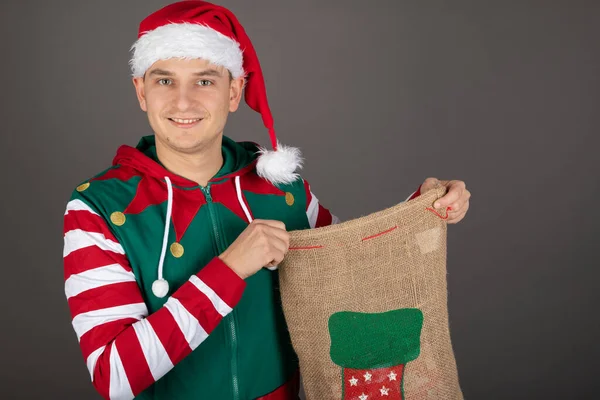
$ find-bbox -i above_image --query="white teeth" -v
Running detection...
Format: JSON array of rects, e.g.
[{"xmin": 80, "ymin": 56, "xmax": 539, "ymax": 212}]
[{"xmin": 172, "ymin": 118, "xmax": 200, "ymax": 124}]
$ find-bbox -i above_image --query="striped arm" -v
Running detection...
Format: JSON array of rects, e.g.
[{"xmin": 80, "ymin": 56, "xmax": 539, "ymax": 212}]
[
  {"xmin": 303, "ymin": 179, "xmax": 340, "ymax": 228},
  {"xmin": 63, "ymin": 199, "xmax": 245, "ymax": 400}
]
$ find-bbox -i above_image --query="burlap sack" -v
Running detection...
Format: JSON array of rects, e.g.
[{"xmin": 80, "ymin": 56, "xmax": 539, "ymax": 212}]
[{"xmin": 279, "ymin": 185, "xmax": 463, "ymax": 400}]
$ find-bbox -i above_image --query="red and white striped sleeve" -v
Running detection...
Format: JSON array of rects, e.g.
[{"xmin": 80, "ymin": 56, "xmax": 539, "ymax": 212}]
[
  {"xmin": 303, "ymin": 179, "xmax": 340, "ymax": 228},
  {"xmin": 63, "ymin": 198, "xmax": 245, "ymax": 400}
]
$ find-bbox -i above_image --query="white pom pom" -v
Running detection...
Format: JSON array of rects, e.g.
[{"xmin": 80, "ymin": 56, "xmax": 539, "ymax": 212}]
[
  {"xmin": 256, "ymin": 143, "xmax": 303, "ymax": 185},
  {"xmin": 152, "ymin": 279, "xmax": 169, "ymax": 298}
]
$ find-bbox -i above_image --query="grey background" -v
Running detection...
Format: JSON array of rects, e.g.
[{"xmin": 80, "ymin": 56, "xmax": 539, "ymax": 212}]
[{"xmin": 1, "ymin": 1, "xmax": 598, "ymax": 399}]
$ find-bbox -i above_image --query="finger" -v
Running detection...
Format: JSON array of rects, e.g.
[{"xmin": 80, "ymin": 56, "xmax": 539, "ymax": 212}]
[
  {"xmin": 448, "ymin": 189, "xmax": 471, "ymax": 212},
  {"xmin": 254, "ymin": 219, "xmax": 286, "ymax": 231},
  {"xmin": 448, "ymin": 208, "xmax": 465, "ymax": 219},
  {"xmin": 449, "ymin": 211, "xmax": 467, "ymax": 223},
  {"xmin": 434, "ymin": 181, "xmax": 465, "ymax": 208},
  {"xmin": 265, "ymin": 244, "xmax": 286, "ymax": 266},
  {"xmin": 448, "ymin": 199, "xmax": 466, "ymax": 213},
  {"xmin": 262, "ymin": 225, "xmax": 290, "ymax": 246},
  {"xmin": 265, "ymin": 258, "xmax": 284, "ymax": 268},
  {"xmin": 272, "ymin": 250, "xmax": 286, "ymax": 265},
  {"xmin": 448, "ymin": 202, "xmax": 469, "ymax": 223},
  {"xmin": 264, "ymin": 231, "xmax": 290, "ymax": 255},
  {"xmin": 453, "ymin": 199, "xmax": 469, "ymax": 213}
]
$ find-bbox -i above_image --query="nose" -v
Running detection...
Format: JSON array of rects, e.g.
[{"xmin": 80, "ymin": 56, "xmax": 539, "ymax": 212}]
[{"xmin": 174, "ymin": 85, "xmax": 196, "ymax": 112}]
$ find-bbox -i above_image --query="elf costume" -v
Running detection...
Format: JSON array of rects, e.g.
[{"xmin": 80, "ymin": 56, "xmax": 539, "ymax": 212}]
[{"xmin": 62, "ymin": 1, "xmax": 419, "ymax": 399}]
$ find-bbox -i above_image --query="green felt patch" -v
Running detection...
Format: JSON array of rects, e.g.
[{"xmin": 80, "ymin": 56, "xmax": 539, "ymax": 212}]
[{"xmin": 329, "ymin": 308, "xmax": 423, "ymax": 369}]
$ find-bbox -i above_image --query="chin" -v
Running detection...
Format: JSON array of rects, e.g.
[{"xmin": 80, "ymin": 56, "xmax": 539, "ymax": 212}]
[{"xmin": 164, "ymin": 130, "xmax": 216, "ymax": 152}]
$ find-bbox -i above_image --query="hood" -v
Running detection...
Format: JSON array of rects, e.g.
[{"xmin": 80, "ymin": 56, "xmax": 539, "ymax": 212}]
[{"xmin": 112, "ymin": 135, "xmax": 261, "ymax": 187}]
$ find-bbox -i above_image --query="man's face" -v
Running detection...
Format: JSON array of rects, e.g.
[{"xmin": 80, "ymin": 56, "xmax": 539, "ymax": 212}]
[{"xmin": 133, "ymin": 58, "xmax": 244, "ymax": 153}]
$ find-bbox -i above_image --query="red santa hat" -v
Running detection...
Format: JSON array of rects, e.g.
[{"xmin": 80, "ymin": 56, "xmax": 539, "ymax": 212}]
[{"xmin": 130, "ymin": 0, "xmax": 302, "ymax": 185}]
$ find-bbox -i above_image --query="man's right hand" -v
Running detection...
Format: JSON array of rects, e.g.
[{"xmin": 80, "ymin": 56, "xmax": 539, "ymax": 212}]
[{"xmin": 218, "ymin": 219, "xmax": 290, "ymax": 279}]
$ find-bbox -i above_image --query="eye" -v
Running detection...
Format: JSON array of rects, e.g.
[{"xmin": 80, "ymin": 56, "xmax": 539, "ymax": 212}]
[
  {"xmin": 197, "ymin": 79, "xmax": 213, "ymax": 86},
  {"xmin": 157, "ymin": 78, "xmax": 172, "ymax": 86}
]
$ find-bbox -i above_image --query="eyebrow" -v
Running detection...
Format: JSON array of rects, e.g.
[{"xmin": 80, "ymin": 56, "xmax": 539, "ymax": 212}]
[
  {"xmin": 147, "ymin": 69, "xmax": 173, "ymax": 77},
  {"xmin": 147, "ymin": 68, "xmax": 223, "ymax": 77},
  {"xmin": 193, "ymin": 69, "xmax": 223, "ymax": 77}
]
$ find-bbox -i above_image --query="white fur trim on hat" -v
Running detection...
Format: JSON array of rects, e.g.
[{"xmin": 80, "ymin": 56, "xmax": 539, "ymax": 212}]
[
  {"xmin": 130, "ymin": 23, "xmax": 244, "ymax": 78},
  {"xmin": 256, "ymin": 142, "xmax": 304, "ymax": 185}
]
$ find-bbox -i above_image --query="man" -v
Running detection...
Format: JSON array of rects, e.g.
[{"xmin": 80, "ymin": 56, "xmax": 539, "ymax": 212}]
[{"xmin": 62, "ymin": 1, "xmax": 471, "ymax": 399}]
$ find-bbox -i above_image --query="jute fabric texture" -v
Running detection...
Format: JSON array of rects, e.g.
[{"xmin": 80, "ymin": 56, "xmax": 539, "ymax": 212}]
[{"xmin": 279, "ymin": 185, "xmax": 463, "ymax": 400}]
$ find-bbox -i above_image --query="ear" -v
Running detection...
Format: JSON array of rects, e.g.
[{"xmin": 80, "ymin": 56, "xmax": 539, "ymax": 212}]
[
  {"xmin": 132, "ymin": 77, "xmax": 147, "ymax": 112},
  {"xmin": 228, "ymin": 77, "xmax": 244, "ymax": 112}
]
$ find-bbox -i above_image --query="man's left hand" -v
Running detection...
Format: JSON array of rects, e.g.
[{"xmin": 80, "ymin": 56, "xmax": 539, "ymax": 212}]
[{"xmin": 420, "ymin": 178, "xmax": 471, "ymax": 224}]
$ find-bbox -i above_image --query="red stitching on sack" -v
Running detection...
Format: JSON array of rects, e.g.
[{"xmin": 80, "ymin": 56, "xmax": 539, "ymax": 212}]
[
  {"xmin": 289, "ymin": 245, "xmax": 325, "ymax": 251},
  {"xmin": 426, "ymin": 206, "xmax": 451, "ymax": 219},
  {"xmin": 361, "ymin": 225, "xmax": 398, "ymax": 241},
  {"xmin": 289, "ymin": 205, "xmax": 452, "ymax": 251}
]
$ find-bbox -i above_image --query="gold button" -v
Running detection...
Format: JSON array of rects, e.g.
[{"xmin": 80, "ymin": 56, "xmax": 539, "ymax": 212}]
[
  {"xmin": 110, "ymin": 211, "xmax": 126, "ymax": 226},
  {"xmin": 76, "ymin": 182, "xmax": 90, "ymax": 192},
  {"xmin": 285, "ymin": 192, "xmax": 295, "ymax": 206},
  {"xmin": 170, "ymin": 242, "xmax": 184, "ymax": 258}
]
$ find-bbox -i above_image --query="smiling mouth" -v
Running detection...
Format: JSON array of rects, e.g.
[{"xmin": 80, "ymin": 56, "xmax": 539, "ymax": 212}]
[
  {"xmin": 169, "ymin": 117, "xmax": 202, "ymax": 124},
  {"xmin": 168, "ymin": 117, "xmax": 204, "ymax": 129}
]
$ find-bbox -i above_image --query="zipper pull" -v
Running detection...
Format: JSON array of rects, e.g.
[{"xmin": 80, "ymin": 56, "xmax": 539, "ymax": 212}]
[{"xmin": 202, "ymin": 184, "xmax": 213, "ymax": 202}]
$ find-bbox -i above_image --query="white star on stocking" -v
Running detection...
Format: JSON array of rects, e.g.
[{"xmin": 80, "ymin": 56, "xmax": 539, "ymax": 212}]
[
  {"xmin": 364, "ymin": 371, "xmax": 372, "ymax": 382},
  {"xmin": 388, "ymin": 371, "xmax": 397, "ymax": 381},
  {"xmin": 380, "ymin": 386, "xmax": 390, "ymax": 396},
  {"xmin": 359, "ymin": 393, "xmax": 369, "ymax": 400},
  {"xmin": 349, "ymin": 376, "xmax": 358, "ymax": 386}
]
